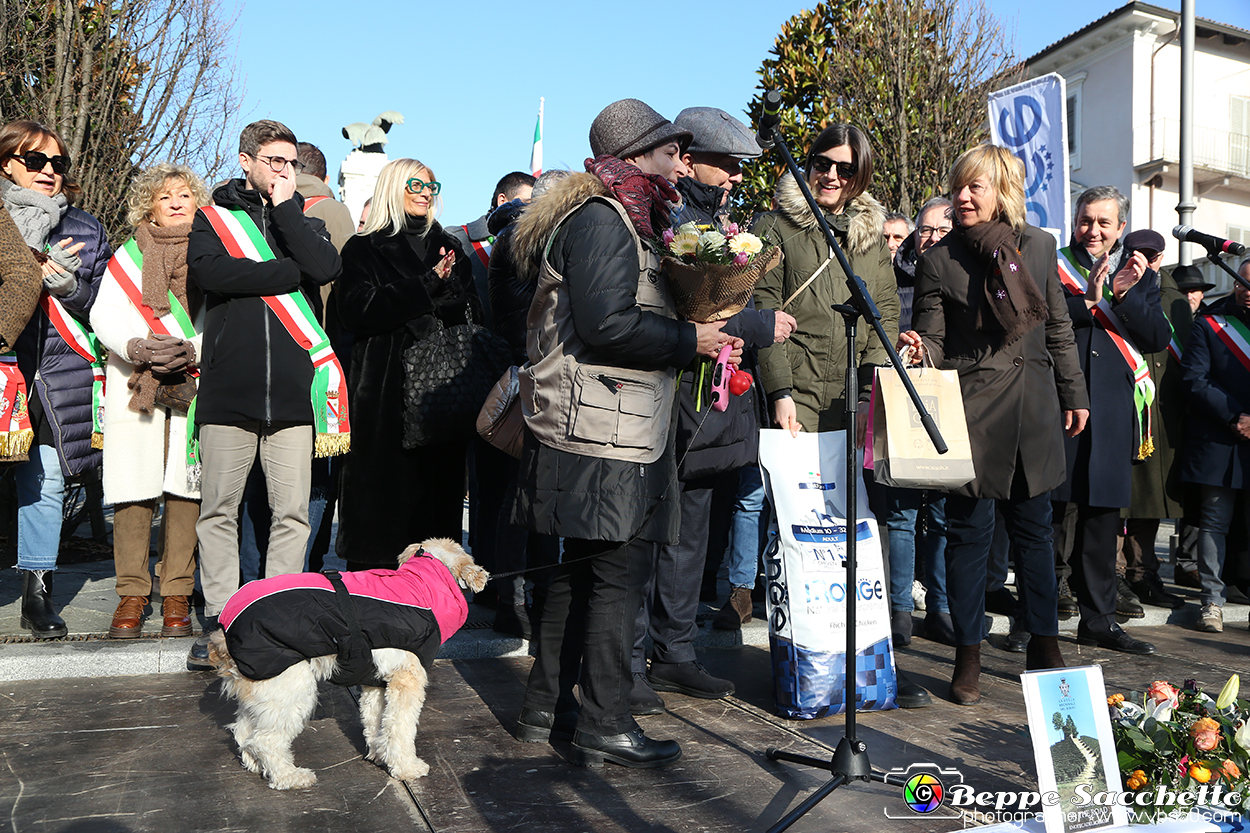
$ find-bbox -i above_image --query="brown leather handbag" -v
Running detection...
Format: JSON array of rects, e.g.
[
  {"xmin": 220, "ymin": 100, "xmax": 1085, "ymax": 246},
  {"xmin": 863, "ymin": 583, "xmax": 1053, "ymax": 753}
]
[
  {"xmin": 475, "ymin": 366, "xmax": 524, "ymax": 458},
  {"xmin": 153, "ymin": 372, "xmax": 197, "ymax": 413}
]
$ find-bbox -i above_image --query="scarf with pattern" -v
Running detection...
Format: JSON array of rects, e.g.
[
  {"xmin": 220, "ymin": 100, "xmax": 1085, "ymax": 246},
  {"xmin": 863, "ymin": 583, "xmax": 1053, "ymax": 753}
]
[
  {"xmin": 959, "ymin": 220, "xmax": 1048, "ymax": 345},
  {"xmin": 584, "ymin": 155, "xmax": 679, "ymax": 240}
]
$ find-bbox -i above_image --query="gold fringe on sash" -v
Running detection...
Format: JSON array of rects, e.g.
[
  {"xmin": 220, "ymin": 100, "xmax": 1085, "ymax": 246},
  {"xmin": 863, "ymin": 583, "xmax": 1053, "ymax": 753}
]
[
  {"xmin": 315, "ymin": 432, "xmax": 350, "ymax": 458},
  {"xmin": 1135, "ymin": 436, "xmax": 1155, "ymax": 462},
  {"xmin": 91, "ymin": 432, "xmax": 104, "ymax": 450},
  {"xmin": 0, "ymin": 428, "xmax": 33, "ymax": 458}
]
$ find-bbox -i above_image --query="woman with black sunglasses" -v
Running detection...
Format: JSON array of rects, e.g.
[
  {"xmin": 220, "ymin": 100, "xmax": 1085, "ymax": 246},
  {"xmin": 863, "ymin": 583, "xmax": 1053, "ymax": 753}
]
[
  {"xmin": 751, "ymin": 124, "xmax": 898, "ymax": 438},
  {"xmin": 333, "ymin": 158, "xmax": 481, "ymax": 570},
  {"xmin": 0, "ymin": 120, "xmax": 110, "ymax": 638}
]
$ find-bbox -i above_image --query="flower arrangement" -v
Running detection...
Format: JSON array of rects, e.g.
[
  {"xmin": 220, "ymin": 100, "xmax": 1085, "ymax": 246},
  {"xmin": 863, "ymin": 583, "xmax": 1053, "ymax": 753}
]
[
  {"xmin": 657, "ymin": 222, "xmax": 780, "ymax": 323},
  {"xmin": 661, "ymin": 222, "xmax": 766, "ymax": 267},
  {"xmin": 1108, "ymin": 674, "xmax": 1250, "ymax": 823}
]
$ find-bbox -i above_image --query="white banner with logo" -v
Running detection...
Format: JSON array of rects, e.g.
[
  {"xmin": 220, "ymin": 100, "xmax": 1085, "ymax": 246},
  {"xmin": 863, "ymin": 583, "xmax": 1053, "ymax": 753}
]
[
  {"xmin": 988, "ymin": 73, "xmax": 1071, "ymax": 240},
  {"xmin": 759, "ymin": 429, "xmax": 897, "ymax": 719}
]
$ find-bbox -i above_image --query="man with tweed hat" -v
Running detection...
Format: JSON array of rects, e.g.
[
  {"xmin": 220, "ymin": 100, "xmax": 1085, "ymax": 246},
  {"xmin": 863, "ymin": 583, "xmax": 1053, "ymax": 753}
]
[{"xmin": 629, "ymin": 107, "xmax": 795, "ymax": 714}]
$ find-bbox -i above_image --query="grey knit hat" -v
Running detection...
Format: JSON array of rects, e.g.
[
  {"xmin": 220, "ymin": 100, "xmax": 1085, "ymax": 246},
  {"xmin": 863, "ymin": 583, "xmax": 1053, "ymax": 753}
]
[
  {"xmin": 589, "ymin": 99, "xmax": 692, "ymax": 160},
  {"xmin": 675, "ymin": 107, "xmax": 762, "ymax": 159}
]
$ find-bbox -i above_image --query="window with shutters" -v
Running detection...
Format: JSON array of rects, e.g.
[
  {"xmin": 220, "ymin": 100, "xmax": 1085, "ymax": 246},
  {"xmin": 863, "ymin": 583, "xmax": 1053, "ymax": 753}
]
[
  {"xmin": 1228, "ymin": 225, "xmax": 1250, "ymax": 248},
  {"xmin": 1232, "ymin": 95, "xmax": 1250, "ymax": 176},
  {"xmin": 1067, "ymin": 85, "xmax": 1083, "ymax": 171}
]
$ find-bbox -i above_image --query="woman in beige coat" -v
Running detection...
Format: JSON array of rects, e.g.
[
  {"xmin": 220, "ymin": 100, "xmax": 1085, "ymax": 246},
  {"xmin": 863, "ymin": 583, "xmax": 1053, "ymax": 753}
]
[{"xmin": 91, "ymin": 163, "xmax": 207, "ymax": 638}]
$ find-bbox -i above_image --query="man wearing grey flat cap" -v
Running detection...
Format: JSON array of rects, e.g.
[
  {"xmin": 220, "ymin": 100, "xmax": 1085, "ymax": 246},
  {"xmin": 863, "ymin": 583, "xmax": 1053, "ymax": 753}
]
[{"xmin": 628, "ymin": 107, "xmax": 797, "ymax": 715}]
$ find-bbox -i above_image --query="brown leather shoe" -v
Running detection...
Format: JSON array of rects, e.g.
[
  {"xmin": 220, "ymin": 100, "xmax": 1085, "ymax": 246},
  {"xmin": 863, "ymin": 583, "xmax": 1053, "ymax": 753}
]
[
  {"xmin": 949, "ymin": 644, "xmax": 982, "ymax": 705},
  {"xmin": 161, "ymin": 595, "xmax": 193, "ymax": 638},
  {"xmin": 109, "ymin": 596, "xmax": 148, "ymax": 639}
]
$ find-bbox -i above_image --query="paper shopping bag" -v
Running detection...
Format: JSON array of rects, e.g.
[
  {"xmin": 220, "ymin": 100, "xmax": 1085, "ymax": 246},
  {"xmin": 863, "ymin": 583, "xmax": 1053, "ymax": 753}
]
[{"xmin": 871, "ymin": 365, "xmax": 975, "ymax": 489}]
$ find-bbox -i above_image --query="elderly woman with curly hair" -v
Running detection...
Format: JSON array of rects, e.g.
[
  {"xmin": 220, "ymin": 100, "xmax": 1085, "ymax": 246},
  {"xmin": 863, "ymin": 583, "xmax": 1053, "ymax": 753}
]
[
  {"xmin": 90, "ymin": 163, "xmax": 208, "ymax": 639},
  {"xmin": 899, "ymin": 144, "xmax": 1089, "ymax": 704},
  {"xmin": 1, "ymin": 119, "xmax": 109, "ymax": 638}
]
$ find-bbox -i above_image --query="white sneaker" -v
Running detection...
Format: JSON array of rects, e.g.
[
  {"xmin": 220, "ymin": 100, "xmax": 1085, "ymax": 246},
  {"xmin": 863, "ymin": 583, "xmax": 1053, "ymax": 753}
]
[{"xmin": 1198, "ymin": 603, "xmax": 1223, "ymax": 633}]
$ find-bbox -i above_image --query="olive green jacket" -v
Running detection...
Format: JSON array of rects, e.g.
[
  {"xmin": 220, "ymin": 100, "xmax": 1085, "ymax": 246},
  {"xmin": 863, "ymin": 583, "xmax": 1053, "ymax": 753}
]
[{"xmin": 751, "ymin": 173, "xmax": 897, "ymax": 432}]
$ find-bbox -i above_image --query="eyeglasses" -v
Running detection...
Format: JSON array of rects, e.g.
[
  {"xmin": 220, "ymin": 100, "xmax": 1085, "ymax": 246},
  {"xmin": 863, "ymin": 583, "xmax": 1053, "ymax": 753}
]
[
  {"xmin": 809, "ymin": 155, "xmax": 857, "ymax": 179},
  {"xmin": 917, "ymin": 225, "xmax": 952, "ymax": 239},
  {"xmin": 405, "ymin": 178, "xmax": 442, "ymax": 195},
  {"xmin": 9, "ymin": 151, "xmax": 70, "ymax": 175},
  {"xmin": 250, "ymin": 154, "xmax": 306, "ymax": 173}
]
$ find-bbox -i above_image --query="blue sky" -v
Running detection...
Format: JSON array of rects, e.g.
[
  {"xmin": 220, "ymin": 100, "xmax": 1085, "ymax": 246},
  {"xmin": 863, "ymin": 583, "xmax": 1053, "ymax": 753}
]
[{"xmin": 229, "ymin": 0, "xmax": 1247, "ymax": 225}]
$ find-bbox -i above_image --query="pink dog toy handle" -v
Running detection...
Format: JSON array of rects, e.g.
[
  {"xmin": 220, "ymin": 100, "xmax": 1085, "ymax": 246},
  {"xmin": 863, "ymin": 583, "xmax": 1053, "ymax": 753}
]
[{"xmin": 710, "ymin": 343, "xmax": 734, "ymax": 412}]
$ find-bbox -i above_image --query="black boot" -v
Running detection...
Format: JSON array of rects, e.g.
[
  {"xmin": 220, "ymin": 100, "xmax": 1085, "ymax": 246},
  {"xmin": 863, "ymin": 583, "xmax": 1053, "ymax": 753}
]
[
  {"xmin": 20, "ymin": 569, "xmax": 67, "ymax": 639},
  {"xmin": 949, "ymin": 644, "xmax": 982, "ymax": 705}
]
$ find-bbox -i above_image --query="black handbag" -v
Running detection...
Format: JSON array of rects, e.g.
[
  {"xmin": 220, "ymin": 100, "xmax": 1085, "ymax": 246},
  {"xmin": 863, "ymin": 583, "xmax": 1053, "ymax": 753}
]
[{"xmin": 400, "ymin": 307, "xmax": 511, "ymax": 449}]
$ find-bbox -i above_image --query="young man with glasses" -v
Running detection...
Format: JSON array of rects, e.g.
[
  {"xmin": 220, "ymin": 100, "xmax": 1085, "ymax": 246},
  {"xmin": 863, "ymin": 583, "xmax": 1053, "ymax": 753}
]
[{"xmin": 185, "ymin": 119, "xmax": 342, "ymax": 669}]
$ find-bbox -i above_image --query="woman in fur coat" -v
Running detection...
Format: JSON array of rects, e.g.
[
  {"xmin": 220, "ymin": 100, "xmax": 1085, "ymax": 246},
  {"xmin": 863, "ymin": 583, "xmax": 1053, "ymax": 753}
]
[
  {"xmin": 0, "ymin": 120, "xmax": 109, "ymax": 639},
  {"xmin": 335, "ymin": 158, "xmax": 479, "ymax": 570},
  {"xmin": 751, "ymin": 124, "xmax": 898, "ymax": 436},
  {"xmin": 91, "ymin": 163, "xmax": 207, "ymax": 640}
]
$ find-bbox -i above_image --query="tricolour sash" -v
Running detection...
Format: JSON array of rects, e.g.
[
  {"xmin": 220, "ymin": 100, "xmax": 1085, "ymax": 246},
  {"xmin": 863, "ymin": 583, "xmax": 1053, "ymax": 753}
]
[
  {"xmin": 1203, "ymin": 313, "xmax": 1250, "ymax": 374},
  {"xmin": 38, "ymin": 290, "xmax": 106, "ymax": 449},
  {"xmin": 199, "ymin": 206, "xmax": 350, "ymax": 457},
  {"xmin": 301, "ymin": 195, "xmax": 330, "ymax": 212},
  {"xmin": 462, "ymin": 225, "xmax": 492, "ymax": 271},
  {"xmin": 107, "ymin": 238, "xmax": 203, "ymax": 479},
  {"xmin": 1057, "ymin": 246, "xmax": 1155, "ymax": 459},
  {"xmin": 0, "ymin": 353, "xmax": 32, "ymax": 458}
]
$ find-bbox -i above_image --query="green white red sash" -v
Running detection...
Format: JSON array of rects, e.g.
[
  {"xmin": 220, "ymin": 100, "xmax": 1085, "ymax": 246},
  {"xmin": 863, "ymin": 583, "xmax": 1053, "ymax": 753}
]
[
  {"xmin": 1057, "ymin": 246, "xmax": 1155, "ymax": 459},
  {"xmin": 38, "ymin": 290, "xmax": 106, "ymax": 448},
  {"xmin": 0, "ymin": 352, "xmax": 32, "ymax": 458},
  {"xmin": 106, "ymin": 237, "xmax": 203, "ymax": 475},
  {"xmin": 462, "ymin": 226, "xmax": 492, "ymax": 270},
  {"xmin": 1203, "ymin": 313, "xmax": 1250, "ymax": 374},
  {"xmin": 199, "ymin": 205, "xmax": 350, "ymax": 457}
]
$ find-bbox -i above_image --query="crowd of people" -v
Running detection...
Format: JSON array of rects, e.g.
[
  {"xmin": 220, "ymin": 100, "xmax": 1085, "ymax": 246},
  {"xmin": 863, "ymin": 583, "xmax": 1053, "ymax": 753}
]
[{"xmin": 1, "ymin": 98, "xmax": 1246, "ymax": 770}]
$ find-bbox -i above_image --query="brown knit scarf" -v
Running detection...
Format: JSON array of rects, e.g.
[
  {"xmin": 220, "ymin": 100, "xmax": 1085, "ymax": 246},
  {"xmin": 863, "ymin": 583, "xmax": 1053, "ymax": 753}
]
[
  {"xmin": 127, "ymin": 221, "xmax": 198, "ymax": 414},
  {"xmin": 959, "ymin": 220, "xmax": 1048, "ymax": 345},
  {"xmin": 584, "ymin": 155, "xmax": 679, "ymax": 240}
]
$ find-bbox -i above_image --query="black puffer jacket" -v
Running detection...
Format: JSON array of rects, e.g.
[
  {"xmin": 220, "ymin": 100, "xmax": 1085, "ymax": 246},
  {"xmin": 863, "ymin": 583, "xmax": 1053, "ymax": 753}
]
[
  {"xmin": 485, "ymin": 198, "xmax": 528, "ymax": 362},
  {"xmin": 669, "ymin": 175, "xmax": 775, "ymax": 481},
  {"xmin": 187, "ymin": 180, "xmax": 341, "ymax": 426}
]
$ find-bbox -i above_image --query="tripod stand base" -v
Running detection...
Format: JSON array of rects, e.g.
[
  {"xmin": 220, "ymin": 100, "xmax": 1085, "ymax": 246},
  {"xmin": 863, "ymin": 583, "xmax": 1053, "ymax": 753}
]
[{"xmin": 764, "ymin": 736, "xmax": 871, "ymax": 833}]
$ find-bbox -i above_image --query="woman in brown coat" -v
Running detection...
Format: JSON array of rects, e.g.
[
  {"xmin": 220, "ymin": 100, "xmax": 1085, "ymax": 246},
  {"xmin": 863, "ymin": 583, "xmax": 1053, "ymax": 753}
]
[
  {"xmin": 0, "ymin": 205, "xmax": 43, "ymax": 461},
  {"xmin": 899, "ymin": 144, "xmax": 1089, "ymax": 705}
]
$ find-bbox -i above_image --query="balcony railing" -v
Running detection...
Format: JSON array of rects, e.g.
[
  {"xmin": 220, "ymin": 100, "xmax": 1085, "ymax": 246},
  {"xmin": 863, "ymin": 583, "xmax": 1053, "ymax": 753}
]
[{"xmin": 1133, "ymin": 118, "xmax": 1250, "ymax": 177}]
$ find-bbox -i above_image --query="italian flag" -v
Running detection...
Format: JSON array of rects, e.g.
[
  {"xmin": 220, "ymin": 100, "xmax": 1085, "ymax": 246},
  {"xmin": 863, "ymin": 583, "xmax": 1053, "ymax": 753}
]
[{"xmin": 530, "ymin": 97, "xmax": 544, "ymax": 177}]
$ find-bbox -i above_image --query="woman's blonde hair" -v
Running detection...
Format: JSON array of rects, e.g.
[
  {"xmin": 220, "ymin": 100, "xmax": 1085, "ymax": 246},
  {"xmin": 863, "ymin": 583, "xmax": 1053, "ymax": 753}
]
[
  {"xmin": 125, "ymin": 162, "xmax": 210, "ymax": 229},
  {"xmin": 948, "ymin": 144, "xmax": 1026, "ymax": 230},
  {"xmin": 360, "ymin": 158, "xmax": 441, "ymax": 237}
]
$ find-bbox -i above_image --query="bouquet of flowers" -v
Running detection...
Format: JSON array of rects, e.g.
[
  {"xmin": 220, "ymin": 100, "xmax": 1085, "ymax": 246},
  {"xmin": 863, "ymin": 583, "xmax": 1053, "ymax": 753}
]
[
  {"xmin": 1108, "ymin": 674, "xmax": 1250, "ymax": 823},
  {"xmin": 658, "ymin": 222, "xmax": 781, "ymax": 323}
]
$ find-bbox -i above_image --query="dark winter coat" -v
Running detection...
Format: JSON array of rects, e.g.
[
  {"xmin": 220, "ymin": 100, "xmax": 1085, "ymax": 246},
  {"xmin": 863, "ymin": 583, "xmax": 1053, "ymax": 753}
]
[
  {"xmin": 1126, "ymin": 268, "xmax": 1193, "ymax": 518},
  {"xmin": 893, "ymin": 234, "xmax": 919, "ymax": 332},
  {"xmin": 485, "ymin": 199, "xmax": 528, "ymax": 362},
  {"xmin": 1052, "ymin": 243, "xmax": 1170, "ymax": 508},
  {"xmin": 1180, "ymin": 293, "xmax": 1250, "ymax": 490},
  {"xmin": 751, "ymin": 173, "xmax": 898, "ymax": 432},
  {"xmin": 187, "ymin": 180, "xmax": 341, "ymax": 427},
  {"xmin": 334, "ymin": 218, "xmax": 479, "ymax": 563},
  {"xmin": 15, "ymin": 206, "xmax": 108, "ymax": 477},
  {"xmin": 668, "ymin": 173, "xmax": 775, "ymax": 481},
  {"xmin": 913, "ymin": 224, "xmax": 1088, "ymax": 501},
  {"xmin": 447, "ymin": 213, "xmax": 494, "ymax": 330},
  {"xmin": 508, "ymin": 173, "xmax": 696, "ymax": 544}
]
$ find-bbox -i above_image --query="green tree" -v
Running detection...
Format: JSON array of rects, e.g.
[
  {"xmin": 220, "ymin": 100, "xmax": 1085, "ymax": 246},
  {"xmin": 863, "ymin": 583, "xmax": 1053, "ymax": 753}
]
[
  {"xmin": 737, "ymin": 0, "xmax": 1022, "ymax": 221},
  {"xmin": 0, "ymin": 0, "xmax": 241, "ymax": 243}
]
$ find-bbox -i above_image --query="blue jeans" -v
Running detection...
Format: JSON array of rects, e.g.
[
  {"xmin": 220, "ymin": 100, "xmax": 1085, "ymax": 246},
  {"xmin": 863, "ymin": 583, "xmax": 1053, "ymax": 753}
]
[
  {"xmin": 884, "ymin": 487, "xmax": 948, "ymax": 613},
  {"xmin": 725, "ymin": 465, "xmax": 768, "ymax": 588},
  {"xmin": 16, "ymin": 444, "xmax": 65, "ymax": 571},
  {"xmin": 1196, "ymin": 484, "xmax": 1250, "ymax": 607}
]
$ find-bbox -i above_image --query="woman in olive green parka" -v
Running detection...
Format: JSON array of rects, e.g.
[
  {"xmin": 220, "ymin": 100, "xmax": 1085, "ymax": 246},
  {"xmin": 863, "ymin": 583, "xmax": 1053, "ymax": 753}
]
[{"xmin": 751, "ymin": 124, "xmax": 898, "ymax": 435}]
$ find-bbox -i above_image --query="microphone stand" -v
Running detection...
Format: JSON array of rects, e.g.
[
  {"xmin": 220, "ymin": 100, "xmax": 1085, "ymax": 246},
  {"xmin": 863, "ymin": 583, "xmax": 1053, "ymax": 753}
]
[
  {"xmin": 1204, "ymin": 247, "xmax": 1250, "ymax": 291},
  {"xmin": 756, "ymin": 101, "xmax": 948, "ymax": 833}
]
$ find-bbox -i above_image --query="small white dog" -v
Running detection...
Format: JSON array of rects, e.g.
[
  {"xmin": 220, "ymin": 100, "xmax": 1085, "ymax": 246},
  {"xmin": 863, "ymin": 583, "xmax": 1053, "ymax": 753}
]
[{"xmin": 207, "ymin": 538, "xmax": 488, "ymax": 790}]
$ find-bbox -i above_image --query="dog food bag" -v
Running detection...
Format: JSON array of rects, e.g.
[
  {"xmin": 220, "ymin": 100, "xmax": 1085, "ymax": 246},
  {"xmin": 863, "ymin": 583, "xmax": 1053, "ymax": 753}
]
[{"xmin": 759, "ymin": 429, "xmax": 898, "ymax": 719}]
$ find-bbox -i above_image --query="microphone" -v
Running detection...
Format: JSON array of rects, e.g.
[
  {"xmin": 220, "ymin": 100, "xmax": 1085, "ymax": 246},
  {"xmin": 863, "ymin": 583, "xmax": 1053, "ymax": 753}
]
[
  {"xmin": 1173, "ymin": 225, "xmax": 1247, "ymax": 256},
  {"xmin": 755, "ymin": 91, "xmax": 783, "ymax": 151}
]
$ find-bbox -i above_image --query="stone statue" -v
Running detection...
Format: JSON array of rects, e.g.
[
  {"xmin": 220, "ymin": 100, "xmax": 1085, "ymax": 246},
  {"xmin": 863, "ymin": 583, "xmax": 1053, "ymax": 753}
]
[{"xmin": 341, "ymin": 111, "xmax": 404, "ymax": 154}]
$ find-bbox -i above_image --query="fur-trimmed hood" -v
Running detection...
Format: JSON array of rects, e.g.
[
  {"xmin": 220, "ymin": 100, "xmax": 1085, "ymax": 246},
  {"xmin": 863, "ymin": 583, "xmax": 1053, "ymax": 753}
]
[
  {"xmin": 773, "ymin": 172, "xmax": 886, "ymax": 257},
  {"xmin": 512, "ymin": 172, "xmax": 612, "ymax": 283}
]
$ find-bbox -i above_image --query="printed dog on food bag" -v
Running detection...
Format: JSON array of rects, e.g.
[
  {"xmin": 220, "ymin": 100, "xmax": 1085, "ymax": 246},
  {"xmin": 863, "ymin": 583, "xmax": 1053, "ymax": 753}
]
[{"xmin": 207, "ymin": 538, "xmax": 488, "ymax": 790}]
